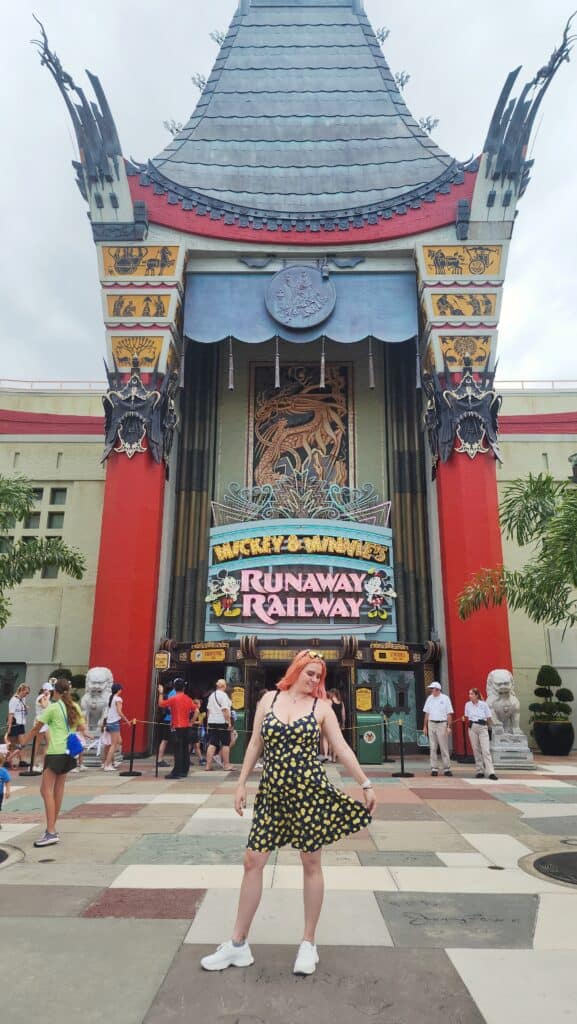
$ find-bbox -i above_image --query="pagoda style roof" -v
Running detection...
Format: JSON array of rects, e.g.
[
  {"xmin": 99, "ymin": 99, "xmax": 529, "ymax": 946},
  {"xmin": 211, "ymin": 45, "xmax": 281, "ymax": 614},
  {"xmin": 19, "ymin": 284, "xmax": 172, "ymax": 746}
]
[{"xmin": 141, "ymin": 0, "xmax": 471, "ymax": 232}]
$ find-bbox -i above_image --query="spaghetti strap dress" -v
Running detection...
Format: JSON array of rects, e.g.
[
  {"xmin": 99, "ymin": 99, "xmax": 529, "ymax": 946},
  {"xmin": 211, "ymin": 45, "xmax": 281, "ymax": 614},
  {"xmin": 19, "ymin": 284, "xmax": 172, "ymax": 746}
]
[{"xmin": 247, "ymin": 694, "xmax": 372, "ymax": 853}]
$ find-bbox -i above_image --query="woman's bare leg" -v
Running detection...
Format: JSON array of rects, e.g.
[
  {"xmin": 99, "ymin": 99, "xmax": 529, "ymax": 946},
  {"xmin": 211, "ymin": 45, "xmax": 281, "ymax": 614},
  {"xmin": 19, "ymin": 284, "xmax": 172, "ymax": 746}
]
[
  {"xmin": 301, "ymin": 849, "xmax": 324, "ymax": 943},
  {"xmin": 231, "ymin": 850, "xmax": 270, "ymax": 942},
  {"xmin": 53, "ymin": 773, "xmax": 67, "ymax": 827},
  {"xmin": 40, "ymin": 769, "xmax": 57, "ymax": 833}
]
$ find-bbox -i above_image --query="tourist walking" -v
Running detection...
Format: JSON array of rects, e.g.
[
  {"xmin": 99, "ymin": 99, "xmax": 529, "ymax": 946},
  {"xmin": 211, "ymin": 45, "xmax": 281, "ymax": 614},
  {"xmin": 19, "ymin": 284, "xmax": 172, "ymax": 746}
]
[
  {"xmin": 464, "ymin": 688, "xmax": 498, "ymax": 780},
  {"xmin": 4, "ymin": 684, "xmax": 30, "ymax": 768},
  {"xmin": 34, "ymin": 681, "xmax": 54, "ymax": 772},
  {"xmin": 20, "ymin": 679, "xmax": 86, "ymax": 847},
  {"xmin": 200, "ymin": 650, "xmax": 376, "ymax": 976},
  {"xmin": 423, "ymin": 681, "xmax": 454, "ymax": 776},
  {"xmin": 102, "ymin": 683, "xmax": 131, "ymax": 772},
  {"xmin": 205, "ymin": 679, "xmax": 234, "ymax": 772},
  {"xmin": 157, "ymin": 679, "xmax": 198, "ymax": 779}
]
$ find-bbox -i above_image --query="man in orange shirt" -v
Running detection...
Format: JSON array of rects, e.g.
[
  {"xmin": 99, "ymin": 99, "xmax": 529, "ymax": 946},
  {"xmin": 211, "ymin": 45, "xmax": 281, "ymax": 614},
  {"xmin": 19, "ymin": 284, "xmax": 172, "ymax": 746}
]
[{"xmin": 157, "ymin": 679, "xmax": 198, "ymax": 779}]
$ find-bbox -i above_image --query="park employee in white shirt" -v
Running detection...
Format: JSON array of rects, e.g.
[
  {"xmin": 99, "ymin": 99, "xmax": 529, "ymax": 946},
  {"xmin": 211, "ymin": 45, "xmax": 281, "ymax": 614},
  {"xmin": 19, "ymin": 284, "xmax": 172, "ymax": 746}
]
[
  {"xmin": 464, "ymin": 688, "xmax": 498, "ymax": 780},
  {"xmin": 423, "ymin": 682, "xmax": 454, "ymax": 776}
]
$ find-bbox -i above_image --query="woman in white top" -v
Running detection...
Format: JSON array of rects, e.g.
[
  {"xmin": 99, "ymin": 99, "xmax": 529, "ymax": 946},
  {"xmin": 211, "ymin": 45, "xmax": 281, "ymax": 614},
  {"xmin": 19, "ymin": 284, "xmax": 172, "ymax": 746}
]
[
  {"xmin": 464, "ymin": 689, "xmax": 498, "ymax": 780},
  {"xmin": 4, "ymin": 684, "xmax": 30, "ymax": 768},
  {"xmin": 103, "ymin": 683, "xmax": 131, "ymax": 772}
]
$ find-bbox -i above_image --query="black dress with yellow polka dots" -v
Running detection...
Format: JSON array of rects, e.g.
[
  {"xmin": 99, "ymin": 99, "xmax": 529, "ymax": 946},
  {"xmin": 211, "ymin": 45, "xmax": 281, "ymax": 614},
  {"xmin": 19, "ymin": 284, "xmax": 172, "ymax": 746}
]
[{"xmin": 247, "ymin": 694, "xmax": 372, "ymax": 853}]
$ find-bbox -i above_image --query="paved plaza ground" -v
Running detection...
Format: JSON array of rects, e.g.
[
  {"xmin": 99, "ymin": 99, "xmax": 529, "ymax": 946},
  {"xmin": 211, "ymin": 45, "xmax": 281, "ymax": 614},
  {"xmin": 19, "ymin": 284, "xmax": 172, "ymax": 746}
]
[{"xmin": 2, "ymin": 755, "xmax": 577, "ymax": 1023}]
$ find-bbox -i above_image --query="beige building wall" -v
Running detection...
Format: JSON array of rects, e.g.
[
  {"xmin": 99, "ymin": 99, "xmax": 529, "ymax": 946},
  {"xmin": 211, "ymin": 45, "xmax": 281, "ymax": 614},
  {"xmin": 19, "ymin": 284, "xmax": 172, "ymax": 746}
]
[
  {"xmin": 0, "ymin": 389, "xmax": 105, "ymax": 705},
  {"xmin": 497, "ymin": 387, "xmax": 577, "ymax": 744}
]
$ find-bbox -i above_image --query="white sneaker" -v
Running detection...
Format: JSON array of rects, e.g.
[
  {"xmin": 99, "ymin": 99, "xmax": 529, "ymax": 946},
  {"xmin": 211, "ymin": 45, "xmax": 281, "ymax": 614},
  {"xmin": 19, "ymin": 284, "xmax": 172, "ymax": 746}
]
[
  {"xmin": 200, "ymin": 940, "xmax": 254, "ymax": 971},
  {"xmin": 103, "ymin": 765, "xmax": 117, "ymax": 772},
  {"xmin": 293, "ymin": 941, "xmax": 319, "ymax": 975}
]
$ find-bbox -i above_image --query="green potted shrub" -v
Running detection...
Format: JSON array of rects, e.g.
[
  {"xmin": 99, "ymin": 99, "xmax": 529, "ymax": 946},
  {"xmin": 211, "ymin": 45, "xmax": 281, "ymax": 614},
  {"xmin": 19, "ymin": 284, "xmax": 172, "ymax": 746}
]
[{"xmin": 529, "ymin": 665, "xmax": 575, "ymax": 756}]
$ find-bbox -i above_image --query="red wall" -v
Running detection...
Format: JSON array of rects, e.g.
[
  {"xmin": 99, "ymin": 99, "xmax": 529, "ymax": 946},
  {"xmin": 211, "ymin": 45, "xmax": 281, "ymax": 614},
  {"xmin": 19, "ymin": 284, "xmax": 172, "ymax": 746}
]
[
  {"xmin": 90, "ymin": 453, "xmax": 166, "ymax": 752},
  {"xmin": 436, "ymin": 455, "xmax": 512, "ymax": 750}
]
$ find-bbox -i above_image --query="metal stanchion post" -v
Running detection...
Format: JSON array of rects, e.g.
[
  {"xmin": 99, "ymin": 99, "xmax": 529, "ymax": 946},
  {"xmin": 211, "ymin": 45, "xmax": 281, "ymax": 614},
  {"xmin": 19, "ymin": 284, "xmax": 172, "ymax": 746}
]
[
  {"xmin": 119, "ymin": 720, "xmax": 142, "ymax": 777},
  {"xmin": 454, "ymin": 719, "xmax": 475, "ymax": 764},
  {"xmin": 391, "ymin": 721, "xmax": 414, "ymax": 778},
  {"xmin": 383, "ymin": 715, "xmax": 395, "ymax": 764},
  {"xmin": 19, "ymin": 736, "xmax": 42, "ymax": 777}
]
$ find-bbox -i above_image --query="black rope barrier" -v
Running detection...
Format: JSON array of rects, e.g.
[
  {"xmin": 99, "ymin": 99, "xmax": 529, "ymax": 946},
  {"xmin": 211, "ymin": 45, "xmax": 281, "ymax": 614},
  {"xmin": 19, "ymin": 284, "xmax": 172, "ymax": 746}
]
[{"xmin": 19, "ymin": 736, "xmax": 42, "ymax": 777}]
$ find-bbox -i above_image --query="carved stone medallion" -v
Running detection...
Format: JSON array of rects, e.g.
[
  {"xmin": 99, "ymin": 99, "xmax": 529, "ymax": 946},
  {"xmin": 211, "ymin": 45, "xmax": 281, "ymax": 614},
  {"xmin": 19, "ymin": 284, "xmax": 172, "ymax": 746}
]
[{"xmin": 265, "ymin": 266, "xmax": 336, "ymax": 329}]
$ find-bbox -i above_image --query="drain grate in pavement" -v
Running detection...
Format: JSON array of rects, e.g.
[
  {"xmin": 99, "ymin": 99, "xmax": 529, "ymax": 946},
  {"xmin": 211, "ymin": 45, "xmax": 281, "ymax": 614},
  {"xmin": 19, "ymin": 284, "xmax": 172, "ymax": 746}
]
[{"xmin": 534, "ymin": 852, "xmax": 577, "ymax": 885}]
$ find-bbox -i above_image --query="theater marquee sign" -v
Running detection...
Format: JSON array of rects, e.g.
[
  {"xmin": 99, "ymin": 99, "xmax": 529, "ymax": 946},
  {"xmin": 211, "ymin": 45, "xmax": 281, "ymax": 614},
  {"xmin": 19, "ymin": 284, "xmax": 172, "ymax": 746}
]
[{"xmin": 205, "ymin": 520, "xmax": 396, "ymax": 641}]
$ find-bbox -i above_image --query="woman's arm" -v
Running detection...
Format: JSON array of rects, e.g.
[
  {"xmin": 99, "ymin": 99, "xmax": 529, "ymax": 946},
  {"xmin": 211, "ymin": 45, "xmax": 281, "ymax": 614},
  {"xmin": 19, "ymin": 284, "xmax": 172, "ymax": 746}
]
[
  {"xmin": 20, "ymin": 719, "xmax": 46, "ymax": 746},
  {"xmin": 319, "ymin": 707, "xmax": 376, "ymax": 813},
  {"xmin": 234, "ymin": 694, "xmax": 273, "ymax": 814}
]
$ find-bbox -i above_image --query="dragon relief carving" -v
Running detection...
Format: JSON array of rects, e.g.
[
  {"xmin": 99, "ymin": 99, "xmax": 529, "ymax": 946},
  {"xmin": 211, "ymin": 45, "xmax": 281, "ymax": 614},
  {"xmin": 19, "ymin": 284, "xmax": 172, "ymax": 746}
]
[
  {"xmin": 102, "ymin": 357, "xmax": 178, "ymax": 466},
  {"xmin": 252, "ymin": 365, "xmax": 349, "ymax": 488},
  {"xmin": 422, "ymin": 357, "xmax": 502, "ymax": 476}
]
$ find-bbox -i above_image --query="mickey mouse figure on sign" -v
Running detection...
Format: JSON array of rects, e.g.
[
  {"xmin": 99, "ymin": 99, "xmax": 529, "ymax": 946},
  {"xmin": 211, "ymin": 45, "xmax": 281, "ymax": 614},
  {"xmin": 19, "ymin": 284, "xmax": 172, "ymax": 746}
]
[{"xmin": 363, "ymin": 570, "xmax": 397, "ymax": 621}]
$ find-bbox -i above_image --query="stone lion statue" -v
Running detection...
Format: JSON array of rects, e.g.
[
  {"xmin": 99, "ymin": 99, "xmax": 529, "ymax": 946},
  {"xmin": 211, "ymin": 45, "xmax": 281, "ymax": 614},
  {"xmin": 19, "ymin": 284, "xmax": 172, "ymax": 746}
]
[
  {"xmin": 81, "ymin": 666, "xmax": 113, "ymax": 734},
  {"xmin": 486, "ymin": 669, "xmax": 522, "ymax": 734}
]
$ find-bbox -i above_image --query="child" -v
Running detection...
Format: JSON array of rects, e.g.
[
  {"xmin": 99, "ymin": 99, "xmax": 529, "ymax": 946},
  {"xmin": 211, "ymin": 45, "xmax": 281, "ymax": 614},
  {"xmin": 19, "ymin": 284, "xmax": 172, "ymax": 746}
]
[{"xmin": 0, "ymin": 744, "xmax": 12, "ymax": 826}]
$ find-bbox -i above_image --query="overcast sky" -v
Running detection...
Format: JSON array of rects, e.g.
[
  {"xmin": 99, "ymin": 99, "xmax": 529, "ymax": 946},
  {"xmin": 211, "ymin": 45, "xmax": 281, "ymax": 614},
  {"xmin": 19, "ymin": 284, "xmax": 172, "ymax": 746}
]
[{"xmin": 1, "ymin": 1, "xmax": 575, "ymax": 383}]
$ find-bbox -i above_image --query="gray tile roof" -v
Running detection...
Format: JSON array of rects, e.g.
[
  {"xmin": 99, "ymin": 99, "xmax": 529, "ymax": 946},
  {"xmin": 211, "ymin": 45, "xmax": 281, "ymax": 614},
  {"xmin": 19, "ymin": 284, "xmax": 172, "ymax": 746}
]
[{"xmin": 146, "ymin": 0, "xmax": 464, "ymax": 225}]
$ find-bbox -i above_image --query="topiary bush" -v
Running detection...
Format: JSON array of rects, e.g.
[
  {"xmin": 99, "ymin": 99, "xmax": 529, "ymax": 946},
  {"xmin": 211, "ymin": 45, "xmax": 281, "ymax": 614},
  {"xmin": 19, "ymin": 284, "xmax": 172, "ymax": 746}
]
[{"xmin": 530, "ymin": 665, "xmax": 574, "ymax": 722}]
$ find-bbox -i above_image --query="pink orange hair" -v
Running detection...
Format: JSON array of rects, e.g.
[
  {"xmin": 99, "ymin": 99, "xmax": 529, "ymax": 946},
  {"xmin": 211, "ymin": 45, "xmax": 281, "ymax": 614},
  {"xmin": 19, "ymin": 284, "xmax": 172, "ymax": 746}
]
[{"xmin": 277, "ymin": 649, "xmax": 327, "ymax": 700}]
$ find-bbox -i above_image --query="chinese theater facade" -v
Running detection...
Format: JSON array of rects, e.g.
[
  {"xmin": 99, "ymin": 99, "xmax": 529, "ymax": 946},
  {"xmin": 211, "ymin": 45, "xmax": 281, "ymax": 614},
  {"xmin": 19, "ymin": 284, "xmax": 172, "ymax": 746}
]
[{"xmin": 35, "ymin": 2, "xmax": 574, "ymax": 753}]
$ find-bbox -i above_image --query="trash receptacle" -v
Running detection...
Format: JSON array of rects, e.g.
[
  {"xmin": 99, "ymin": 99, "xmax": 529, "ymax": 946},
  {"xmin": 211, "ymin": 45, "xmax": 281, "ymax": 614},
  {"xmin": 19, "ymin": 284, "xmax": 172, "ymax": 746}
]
[
  {"xmin": 356, "ymin": 713, "xmax": 384, "ymax": 764},
  {"xmin": 231, "ymin": 710, "xmax": 246, "ymax": 764}
]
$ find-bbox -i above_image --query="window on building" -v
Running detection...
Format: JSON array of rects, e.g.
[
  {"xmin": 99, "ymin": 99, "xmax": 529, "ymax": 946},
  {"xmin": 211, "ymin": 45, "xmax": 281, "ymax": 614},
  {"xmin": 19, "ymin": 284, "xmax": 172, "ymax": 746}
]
[
  {"xmin": 24, "ymin": 512, "xmax": 41, "ymax": 529},
  {"xmin": 41, "ymin": 565, "xmax": 59, "ymax": 579},
  {"xmin": 32, "ymin": 488, "xmax": 44, "ymax": 503},
  {"xmin": 0, "ymin": 537, "xmax": 14, "ymax": 554},
  {"xmin": 20, "ymin": 535, "xmax": 36, "ymax": 578},
  {"xmin": 50, "ymin": 488, "xmax": 67, "ymax": 505},
  {"xmin": 47, "ymin": 512, "xmax": 64, "ymax": 530}
]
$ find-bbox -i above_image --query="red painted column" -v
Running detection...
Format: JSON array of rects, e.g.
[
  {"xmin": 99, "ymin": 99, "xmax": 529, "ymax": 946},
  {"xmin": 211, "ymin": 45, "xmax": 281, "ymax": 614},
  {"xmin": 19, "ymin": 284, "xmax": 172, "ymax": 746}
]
[
  {"xmin": 90, "ymin": 453, "xmax": 165, "ymax": 752},
  {"xmin": 436, "ymin": 455, "xmax": 512, "ymax": 752}
]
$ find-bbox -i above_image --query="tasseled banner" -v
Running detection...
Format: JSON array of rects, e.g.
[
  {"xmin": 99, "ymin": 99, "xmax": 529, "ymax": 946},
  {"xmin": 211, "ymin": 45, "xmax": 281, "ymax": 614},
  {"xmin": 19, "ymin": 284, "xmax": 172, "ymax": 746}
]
[
  {"xmin": 274, "ymin": 336, "xmax": 280, "ymax": 390},
  {"xmin": 368, "ymin": 336, "xmax": 375, "ymax": 390},
  {"xmin": 228, "ymin": 336, "xmax": 235, "ymax": 391},
  {"xmin": 320, "ymin": 336, "xmax": 326, "ymax": 390}
]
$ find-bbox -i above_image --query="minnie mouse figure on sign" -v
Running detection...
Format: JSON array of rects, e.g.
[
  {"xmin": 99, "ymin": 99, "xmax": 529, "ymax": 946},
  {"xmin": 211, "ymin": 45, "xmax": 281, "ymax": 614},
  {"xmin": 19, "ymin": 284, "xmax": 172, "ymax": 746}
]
[{"xmin": 363, "ymin": 570, "xmax": 397, "ymax": 621}]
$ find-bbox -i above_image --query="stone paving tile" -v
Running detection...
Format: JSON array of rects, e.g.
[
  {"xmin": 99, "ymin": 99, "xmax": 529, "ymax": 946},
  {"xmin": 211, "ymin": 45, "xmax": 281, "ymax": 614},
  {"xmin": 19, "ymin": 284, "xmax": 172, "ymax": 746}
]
[
  {"xmin": 0, "ymin": 862, "xmax": 124, "ymax": 886},
  {"xmin": 55, "ymin": 817, "xmax": 183, "ymax": 834},
  {"xmin": 357, "ymin": 851, "xmax": 444, "ymax": 867},
  {"xmin": 185, "ymin": 889, "xmax": 392, "ymax": 946},
  {"xmin": 0, "ymin": 918, "xmax": 188, "ymax": 1024},
  {"xmin": 116, "ymin": 833, "xmax": 253, "ymax": 865},
  {"xmin": 83, "ymin": 887, "xmax": 207, "ymax": 920},
  {"xmin": 60, "ymin": 803, "xmax": 143, "ymax": 819},
  {"xmin": 412, "ymin": 787, "xmax": 498, "ymax": 801},
  {"xmin": 111, "ymin": 864, "xmax": 275, "ymax": 889},
  {"xmin": 371, "ymin": 803, "xmax": 441, "ymax": 821},
  {"xmin": 533, "ymin": 893, "xmax": 577, "ymax": 948},
  {"xmin": 522, "ymin": 816, "xmax": 577, "ymax": 836},
  {"xmin": 273, "ymin": 865, "xmax": 396, "ymax": 891},
  {"xmin": 390, "ymin": 866, "xmax": 565, "ymax": 894},
  {"xmin": 0, "ymin": 884, "xmax": 102, "ymax": 917},
  {"xmin": 14, "ymin": 831, "xmax": 136, "ymax": 865},
  {"xmin": 462, "ymin": 834, "xmax": 533, "ymax": 868},
  {"xmin": 375, "ymin": 892, "xmax": 538, "ymax": 948},
  {"xmin": 144, "ymin": 947, "xmax": 485, "ymax": 1024},
  {"xmin": 5, "ymin": 794, "xmax": 88, "ymax": 813},
  {"xmin": 180, "ymin": 816, "xmax": 253, "ymax": 836},
  {"xmin": 448, "ymin": 949, "xmax": 577, "ymax": 1024},
  {"xmin": 276, "ymin": 848, "xmax": 359, "ymax": 866}
]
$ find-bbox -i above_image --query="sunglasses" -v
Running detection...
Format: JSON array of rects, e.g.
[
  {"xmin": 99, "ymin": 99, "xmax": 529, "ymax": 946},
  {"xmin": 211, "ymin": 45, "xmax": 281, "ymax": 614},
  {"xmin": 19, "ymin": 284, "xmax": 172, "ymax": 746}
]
[{"xmin": 307, "ymin": 651, "xmax": 324, "ymax": 660}]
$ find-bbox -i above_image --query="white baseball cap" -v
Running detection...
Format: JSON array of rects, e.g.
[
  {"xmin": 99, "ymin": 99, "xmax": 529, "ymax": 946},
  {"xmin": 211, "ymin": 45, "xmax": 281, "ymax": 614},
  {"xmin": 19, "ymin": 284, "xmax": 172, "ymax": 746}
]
[
  {"xmin": 427, "ymin": 681, "xmax": 442, "ymax": 690},
  {"xmin": 42, "ymin": 682, "xmax": 55, "ymax": 691}
]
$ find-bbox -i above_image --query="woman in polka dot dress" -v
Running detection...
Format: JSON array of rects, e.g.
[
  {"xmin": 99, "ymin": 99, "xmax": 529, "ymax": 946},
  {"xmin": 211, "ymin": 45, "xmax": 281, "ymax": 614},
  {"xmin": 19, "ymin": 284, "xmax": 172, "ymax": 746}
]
[{"xmin": 201, "ymin": 649, "xmax": 376, "ymax": 976}]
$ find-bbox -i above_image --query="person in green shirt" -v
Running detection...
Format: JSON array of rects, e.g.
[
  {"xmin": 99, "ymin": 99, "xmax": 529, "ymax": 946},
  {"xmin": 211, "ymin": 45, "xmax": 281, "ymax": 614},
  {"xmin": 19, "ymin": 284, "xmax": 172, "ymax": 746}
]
[{"xmin": 21, "ymin": 678, "xmax": 86, "ymax": 847}]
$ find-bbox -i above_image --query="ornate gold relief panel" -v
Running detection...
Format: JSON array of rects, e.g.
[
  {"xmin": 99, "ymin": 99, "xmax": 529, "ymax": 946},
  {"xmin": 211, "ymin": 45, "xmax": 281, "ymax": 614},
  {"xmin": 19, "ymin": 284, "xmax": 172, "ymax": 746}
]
[
  {"xmin": 440, "ymin": 335, "xmax": 492, "ymax": 370},
  {"xmin": 106, "ymin": 293, "xmax": 170, "ymax": 318},
  {"xmin": 102, "ymin": 246, "xmax": 179, "ymax": 278},
  {"xmin": 431, "ymin": 293, "xmax": 497, "ymax": 317},
  {"xmin": 111, "ymin": 335, "xmax": 164, "ymax": 368},
  {"xmin": 423, "ymin": 246, "xmax": 502, "ymax": 277},
  {"xmin": 249, "ymin": 363, "xmax": 353, "ymax": 488}
]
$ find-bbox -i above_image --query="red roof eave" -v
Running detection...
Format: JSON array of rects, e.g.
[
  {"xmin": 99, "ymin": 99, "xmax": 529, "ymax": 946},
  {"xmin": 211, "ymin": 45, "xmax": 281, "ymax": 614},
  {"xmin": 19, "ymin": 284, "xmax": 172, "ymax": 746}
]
[
  {"xmin": 128, "ymin": 169, "xmax": 478, "ymax": 246},
  {"xmin": 0, "ymin": 409, "xmax": 103, "ymax": 436}
]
